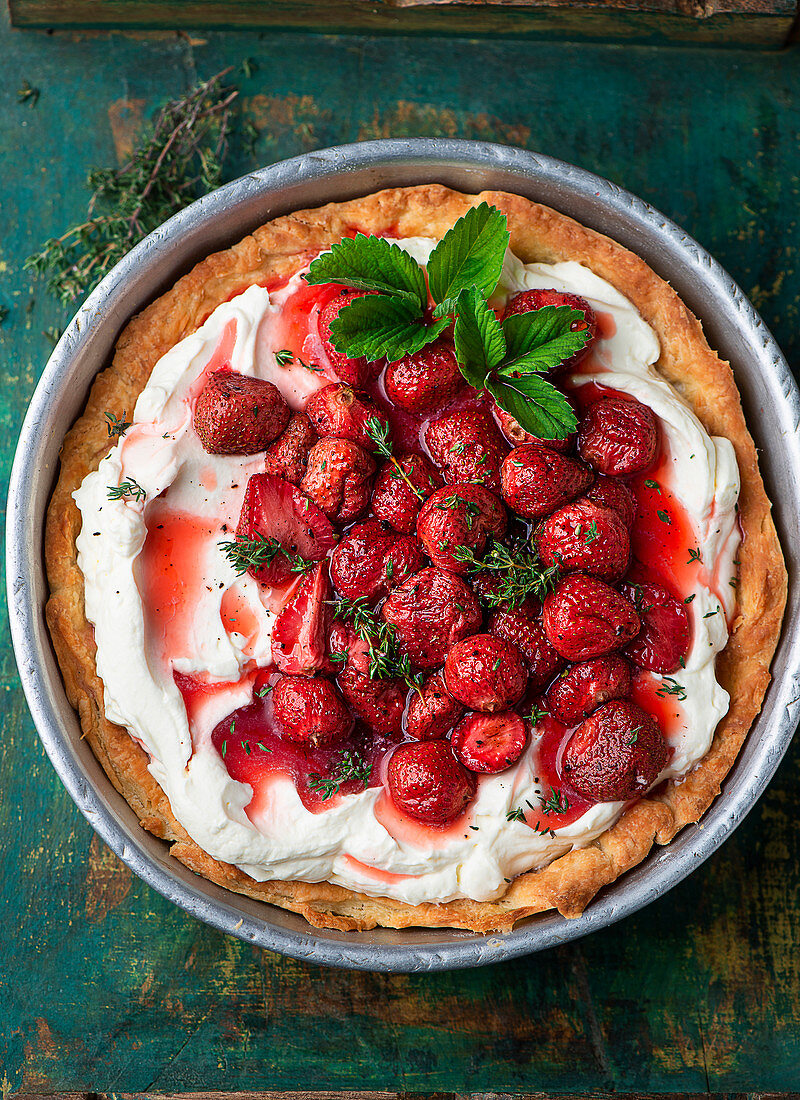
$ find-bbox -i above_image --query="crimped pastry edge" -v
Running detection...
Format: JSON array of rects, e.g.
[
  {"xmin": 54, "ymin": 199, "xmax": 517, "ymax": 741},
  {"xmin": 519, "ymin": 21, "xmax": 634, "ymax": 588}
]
[{"xmin": 44, "ymin": 184, "xmax": 787, "ymax": 932}]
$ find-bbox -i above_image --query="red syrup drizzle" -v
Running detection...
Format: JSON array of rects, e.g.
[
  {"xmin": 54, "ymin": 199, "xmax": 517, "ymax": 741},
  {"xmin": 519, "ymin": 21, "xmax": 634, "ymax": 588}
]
[{"xmin": 205, "ymin": 671, "xmax": 395, "ymax": 814}]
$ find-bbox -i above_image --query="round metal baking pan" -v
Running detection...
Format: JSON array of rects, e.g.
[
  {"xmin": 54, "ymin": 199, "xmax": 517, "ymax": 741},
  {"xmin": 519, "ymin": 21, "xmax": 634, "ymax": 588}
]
[{"xmin": 7, "ymin": 139, "xmax": 800, "ymax": 972}]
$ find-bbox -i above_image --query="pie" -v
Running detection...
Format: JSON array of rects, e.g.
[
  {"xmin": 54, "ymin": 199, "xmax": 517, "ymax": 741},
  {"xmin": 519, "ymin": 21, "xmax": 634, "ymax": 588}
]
[{"xmin": 44, "ymin": 185, "xmax": 787, "ymax": 932}]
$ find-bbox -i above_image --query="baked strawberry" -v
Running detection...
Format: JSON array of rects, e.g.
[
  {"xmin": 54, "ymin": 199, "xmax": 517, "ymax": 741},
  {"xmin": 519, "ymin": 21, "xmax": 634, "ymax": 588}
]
[
  {"xmin": 503, "ymin": 289, "xmax": 598, "ymax": 372},
  {"xmin": 305, "ymin": 383, "xmax": 390, "ymax": 450},
  {"xmin": 451, "ymin": 712, "xmax": 527, "ymax": 774},
  {"xmin": 384, "ymin": 338, "xmax": 464, "ymax": 413},
  {"xmin": 318, "ymin": 288, "xmax": 373, "ymax": 387},
  {"xmin": 488, "ymin": 602, "xmax": 565, "ymax": 690},
  {"xmin": 235, "ymin": 473, "xmax": 336, "ymax": 586},
  {"xmin": 330, "ymin": 520, "xmax": 424, "ymax": 602},
  {"xmin": 381, "ymin": 568, "xmax": 482, "ymax": 670},
  {"xmin": 272, "ymin": 562, "xmax": 333, "ymax": 676},
  {"xmin": 371, "ymin": 453, "xmax": 443, "ymax": 534},
  {"xmin": 501, "ymin": 444, "xmax": 593, "ymax": 520},
  {"xmin": 546, "ymin": 654, "xmax": 632, "ymax": 726},
  {"xmin": 444, "ymin": 633, "xmax": 528, "ymax": 713},
  {"xmin": 300, "ymin": 437, "xmax": 376, "ymax": 524},
  {"xmin": 329, "ymin": 622, "xmax": 406, "ymax": 738},
  {"xmin": 493, "ymin": 402, "xmax": 574, "ymax": 453},
  {"xmin": 577, "ymin": 395, "xmax": 658, "ymax": 476},
  {"xmin": 272, "ymin": 675, "xmax": 352, "ymax": 748},
  {"xmin": 193, "ymin": 369, "xmax": 291, "ymax": 455},
  {"xmin": 405, "ymin": 670, "xmax": 464, "ymax": 741},
  {"xmin": 561, "ymin": 699, "xmax": 668, "ymax": 801},
  {"xmin": 536, "ymin": 500, "xmax": 630, "ymax": 582},
  {"xmin": 425, "ymin": 408, "xmax": 509, "ymax": 492},
  {"xmin": 543, "ymin": 574, "xmax": 640, "ymax": 661},
  {"xmin": 387, "ymin": 741, "xmax": 476, "ymax": 825},
  {"xmin": 263, "ymin": 413, "xmax": 317, "ymax": 485},
  {"xmin": 621, "ymin": 582, "xmax": 691, "ymax": 674},
  {"xmin": 416, "ymin": 482, "xmax": 507, "ymax": 574},
  {"xmin": 583, "ymin": 474, "xmax": 637, "ymax": 529}
]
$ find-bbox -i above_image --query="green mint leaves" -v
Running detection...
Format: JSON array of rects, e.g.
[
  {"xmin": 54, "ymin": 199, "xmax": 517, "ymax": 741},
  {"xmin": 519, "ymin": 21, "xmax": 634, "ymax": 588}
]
[
  {"xmin": 452, "ymin": 288, "xmax": 582, "ymax": 440},
  {"xmin": 304, "ymin": 203, "xmax": 588, "ymax": 438},
  {"xmin": 304, "ymin": 234, "xmax": 427, "ymax": 308},
  {"xmin": 428, "ymin": 203, "xmax": 510, "ymax": 317}
]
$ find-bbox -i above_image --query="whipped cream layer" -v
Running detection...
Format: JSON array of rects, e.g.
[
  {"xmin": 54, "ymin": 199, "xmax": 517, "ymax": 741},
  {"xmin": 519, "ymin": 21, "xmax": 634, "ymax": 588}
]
[{"xmin": 74, "ymin": 242, "xmax": 740, "ymax": 905}]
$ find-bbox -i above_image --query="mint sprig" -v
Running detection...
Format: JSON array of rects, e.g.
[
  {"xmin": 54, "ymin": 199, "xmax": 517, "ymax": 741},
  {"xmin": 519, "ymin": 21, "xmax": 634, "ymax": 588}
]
[
  {"xmin": 453, "ymin": 288, "xmax": 583, "ymax": 441},
  {"xmin": 329, "ymin": 294, "xmax": 449, "ymax": 363}
]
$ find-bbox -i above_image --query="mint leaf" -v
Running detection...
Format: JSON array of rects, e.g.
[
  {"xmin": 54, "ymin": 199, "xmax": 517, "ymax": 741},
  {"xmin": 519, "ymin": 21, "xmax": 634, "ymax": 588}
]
[
  {"xmin": 453, "ymin": 286, "xmax": 506, "ymax": 388},
  {"xmin": 305, "ymin": 234, "xmax": 426, "ymax": 310},
  {"xmin": 330, "ymin": 294, "xmax": 449, "ymax": 363},
  {"xmin": 502, "ymin": 305, "xmax": 591, "ymax": 373},
  {"xmin": 428, "ymin": 203, "xmax": 510, "ymax": 316},
  {"xmin": 487, "ymin": 369, "xmax": 577, "ymax": 440}
]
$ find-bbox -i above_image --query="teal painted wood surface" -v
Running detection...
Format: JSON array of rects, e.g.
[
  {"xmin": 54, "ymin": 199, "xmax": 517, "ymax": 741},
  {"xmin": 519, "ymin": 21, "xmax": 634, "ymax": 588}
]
[{"xmin": 1, "ymin": 9, "xmax": 800, "ymax": 1093}]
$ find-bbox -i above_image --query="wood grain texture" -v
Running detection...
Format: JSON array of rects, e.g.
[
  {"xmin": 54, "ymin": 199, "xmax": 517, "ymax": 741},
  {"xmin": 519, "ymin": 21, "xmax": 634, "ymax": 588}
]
[
  {"xmin": 6, "ymin": 0, "xmax": 798, "ymax": 46},
  {"xmin": 1, "ymin": 13, "xmax": 800, "ymax": 1095}
]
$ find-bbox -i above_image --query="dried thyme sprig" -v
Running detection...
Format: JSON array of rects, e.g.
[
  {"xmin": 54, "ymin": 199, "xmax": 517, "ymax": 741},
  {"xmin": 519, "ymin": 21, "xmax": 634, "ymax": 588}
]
[{"xmin": 25, "ymin": 71, "xmax": 237, "ymax": 305}]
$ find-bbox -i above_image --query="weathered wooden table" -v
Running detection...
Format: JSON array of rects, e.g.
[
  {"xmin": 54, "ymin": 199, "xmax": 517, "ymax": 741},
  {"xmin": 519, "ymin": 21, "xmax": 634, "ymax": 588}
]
[{"xmin": 2, "ymin": 8, "xmax": 800, "ymax": 1093}]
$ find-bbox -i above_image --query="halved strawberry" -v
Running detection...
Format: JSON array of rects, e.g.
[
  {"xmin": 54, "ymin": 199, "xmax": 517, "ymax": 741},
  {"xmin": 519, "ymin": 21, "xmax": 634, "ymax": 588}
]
[
  {"xmin": 236, "ymin": 473, "xmax": 336, "ymax": 586},
  {"xmin": 272, "ymin": 562, "xmax": 333, "ymax": 675}
]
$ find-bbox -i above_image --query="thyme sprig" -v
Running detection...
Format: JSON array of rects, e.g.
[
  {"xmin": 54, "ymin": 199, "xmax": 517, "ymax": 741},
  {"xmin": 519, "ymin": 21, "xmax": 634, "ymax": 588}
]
[
  {"xmin": 25, "ymin": 71, "xmax": 237, "ymax": 305},
  {"xmin": 308, "ymin": 748, "xmax": 372, "ymax": 801},
  {"xmin": 540, "ymin": 788, "xmax": 570, "ymax": 816},
  {"xmin": 107, "ymin": 478, "xmax": 146, "ymax": 503},
  {"xmin": 454, "ymin": 538, "xmax": 560, "ymax": 609},
  {"xmin": 219, "ymin": 533, "xmax": 311, "ymax": 577},
  {"xmin": 365, "ymin": 418, "xmax": 425, "ymax": 503},
  {"xmin": 331, "ymin": 596, "xmax": 423, "ymax": 694},
  {"xmin": 105, "ymin": 411, "xmax": 132, "ymax": 438}
]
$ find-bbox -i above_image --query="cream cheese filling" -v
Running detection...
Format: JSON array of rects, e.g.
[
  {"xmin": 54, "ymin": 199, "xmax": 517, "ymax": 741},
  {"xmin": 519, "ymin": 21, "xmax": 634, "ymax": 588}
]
[{"xmin": 74, "ymin": 243, "xmax": 740, "ymax": 905}]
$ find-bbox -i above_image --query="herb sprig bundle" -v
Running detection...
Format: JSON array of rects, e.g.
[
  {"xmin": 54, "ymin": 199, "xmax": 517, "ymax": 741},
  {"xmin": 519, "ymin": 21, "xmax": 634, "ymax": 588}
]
[
  {"xmin": 308, "ymin": 749, "xmax": 372, "ymax": 801},
  {"xmin": 304, "ymin": 203, "xmax": 588, "ymax": 439},
  {"xmin": 455, "ymin": 538, "xmax": 561, "ymax": 609},
  {"xmin": 219, "ymin": 533, "xmax": 311, "ymax": 577},
  {"xmin": 26, "ymin": 71, "xmax": 237, "ymax": 305}
]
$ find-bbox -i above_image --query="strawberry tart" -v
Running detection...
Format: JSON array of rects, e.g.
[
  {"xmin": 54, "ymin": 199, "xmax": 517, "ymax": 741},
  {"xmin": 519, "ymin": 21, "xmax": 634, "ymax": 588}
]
[{"xmin": 45, "ymin": 186, "xmax": 786, "ymax": 932}]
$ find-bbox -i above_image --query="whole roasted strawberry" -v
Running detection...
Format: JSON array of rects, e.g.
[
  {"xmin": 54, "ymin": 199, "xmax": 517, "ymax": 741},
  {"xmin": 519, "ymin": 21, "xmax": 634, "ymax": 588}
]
[
  {"xmin": 381, "ymin": 568, "xmax": 482, "ymax": 670},
  {"xmin": 387, "ymin": 741, "xmax": 476, "ymax": 825},
  {"xmin": 488, "ymin": 602, "xmax": 565, "ymax": 690},
  {"xmin": 561, "ymin": 699, "xmax": 668, "ymax": 801},
  {"xmin": 235, "ymin": 473, "xmax": 336, "ymax": 586},
  {"xmin": 305, "ymin": 382, "xmax": 389, "ymax": 450},
  {"xmin": 444, "ymin": 633, "xmax": 528, "ymax": 713},
  {"xmin": 263, "ymin": 413, "xmax": 317, "ymax": 485},
  {"xmin": 384, "ymin": 338, "xmax": 464, "ymax": 413},
  {"xmin": 425, "ymin": 407, "xmax": 509, "ymax": 492},
  {"xmin": 537, "ymin": 500, "xmax": 630, "ymax": 582},
  {"xmin": 405, "ymin": 670, "xmax": 464, "ymax": 741},
  {"xmin": 194, "ymin": 369, "xmax": 290, "ymax": 455},
  {"xmin": 416, "ymin": 482, "xmax": 507, "ymax": 574},
  {"xmin": 300, "ymin": 437, "xmax": 376, "ymax": 523},
  {"xmin": 577, "ymin": 395, "xmax": 658, "ymax": 476},
  {"xmin": 329, "ymin": 622, "xmax": 406, "ymax": 738},
  {"xmin": 546, "ymin": 654, "xmax": 632, "ymax": 726},
  {"xmin": 543, "ymin": 574, "xmax": 640, "ymax": 661},
  {"xmin": 272, "ymin": 561, "xmax": 333, "ymax": 676},
  {"xmin": 371, "ymin": 452, "xmax": 443, "ymax": 534},
  {"xmin": 330, "ymin": 520, "xmax": 424, "ymax": 602},
  {"xmin": 583, "ymin": 474, "xmax": 637, "ymax": 529},
  {"xmin": 503, "ymin": 289, "xmax": 598, "ymax": 372},
  {"xmin": 501, "ymin": 444, "xmax": 593, "ymax": 520},
  {"xmin": 451, "ymin": 711, "xmax": 527, "ymax": 774},
  {"xmin": 621, "ymin": 582, "xmax": 691, "ymax": 674},
  {"xmin": 493, "ymin": 401, "xmax": 574, "ymax": 453},
  {"xmin": 272, "ymin": 675, "xmax": 352, "ymax": 747},
  {"xmin": 318, "ymin": 288, "xmax": 373, "ymax": 387}
]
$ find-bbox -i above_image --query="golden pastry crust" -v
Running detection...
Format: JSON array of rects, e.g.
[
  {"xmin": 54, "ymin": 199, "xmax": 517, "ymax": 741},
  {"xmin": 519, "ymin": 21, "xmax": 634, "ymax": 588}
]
[{"xmin": 45, "ymin": 185, "xmax": 787, "ymax": 932}]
